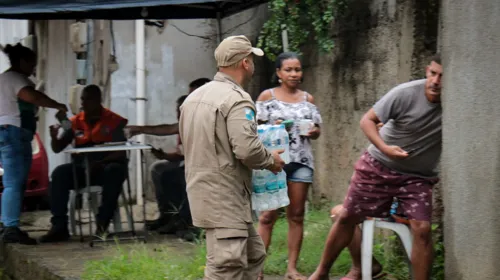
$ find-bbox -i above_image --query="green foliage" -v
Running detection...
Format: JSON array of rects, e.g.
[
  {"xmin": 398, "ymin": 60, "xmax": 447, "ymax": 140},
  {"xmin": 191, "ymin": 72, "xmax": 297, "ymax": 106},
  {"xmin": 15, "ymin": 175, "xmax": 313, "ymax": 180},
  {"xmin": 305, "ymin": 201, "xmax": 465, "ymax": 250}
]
[
  {"xmin": 82, "ymin": 243, "xmax": 207, "ymax": 280},
  {"xmin": 82, "ymin": 208, "xmax": 445, "ymax": 280},
  {"xmin": 257, "ymin": 0, "xmax": 348, "ymax": 61},
  {"xmin": 262, "ymin": 208, "xmax": 355, "ymax": 275},
  {"xmin": 431, "ymin": 224, "xmax": 445, "ymax": 280}
]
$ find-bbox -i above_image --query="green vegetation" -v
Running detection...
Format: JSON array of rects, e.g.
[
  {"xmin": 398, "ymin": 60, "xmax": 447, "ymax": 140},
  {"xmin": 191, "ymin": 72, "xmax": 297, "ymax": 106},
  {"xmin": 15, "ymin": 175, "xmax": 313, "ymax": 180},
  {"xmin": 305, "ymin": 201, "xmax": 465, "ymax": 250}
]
[
  {"xmin": 82, "ymin": 243, "xmax": 207, "ymax": 280},
  {"xmin": 257, "ymin": 0, "xmax": 348, "ymax": 61},
  {"xmin": 82, "ymin": 207, "xmax": 444, "ymax": 280}
]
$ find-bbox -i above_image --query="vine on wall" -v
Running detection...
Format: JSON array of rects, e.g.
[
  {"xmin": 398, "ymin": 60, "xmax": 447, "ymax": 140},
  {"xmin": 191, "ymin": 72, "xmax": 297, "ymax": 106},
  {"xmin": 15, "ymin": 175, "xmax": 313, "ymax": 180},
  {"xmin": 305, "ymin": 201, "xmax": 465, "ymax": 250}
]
[{"xmin": 257, "ymin": 0, "xmax": 347, "ymax": 61}]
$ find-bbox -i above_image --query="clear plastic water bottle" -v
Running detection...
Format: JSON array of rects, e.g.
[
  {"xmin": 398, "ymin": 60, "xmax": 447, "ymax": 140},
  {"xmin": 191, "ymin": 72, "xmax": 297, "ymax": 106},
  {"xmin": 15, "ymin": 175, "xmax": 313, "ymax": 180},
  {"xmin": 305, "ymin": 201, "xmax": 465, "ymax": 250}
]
[
  {"xmin": 277, "ymin": 171, "xmax": 290, "ymax": 207},
  {"xmin": 55, "ymin": 110, "xmax": 72, "ymax": 131},
  {"xmin": 265, "ymin": 170, "xmax": 280, "ymax": 210},
  {"xmin": 277, "ymin": 124, "xmax": 290, "ymax": 163},
  {"xmin": 252, "ymin": 124, "xmax": 291, "ymax": 211},
  {"xmin": 252, "ymin": 169, "xmax": 268, "ymax": 211}
]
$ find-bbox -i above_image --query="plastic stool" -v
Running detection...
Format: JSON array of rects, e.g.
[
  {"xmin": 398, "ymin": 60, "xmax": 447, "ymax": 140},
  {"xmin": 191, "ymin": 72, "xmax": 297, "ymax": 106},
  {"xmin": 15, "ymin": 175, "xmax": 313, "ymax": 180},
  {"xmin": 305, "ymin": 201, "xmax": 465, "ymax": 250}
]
[
  {"xmin": 361, "ymin": 217, "xmax": 413, "ymax": 280},
  {"xmin": 68, "ymin": 186, "xmax": 133, "ymax": 235}
]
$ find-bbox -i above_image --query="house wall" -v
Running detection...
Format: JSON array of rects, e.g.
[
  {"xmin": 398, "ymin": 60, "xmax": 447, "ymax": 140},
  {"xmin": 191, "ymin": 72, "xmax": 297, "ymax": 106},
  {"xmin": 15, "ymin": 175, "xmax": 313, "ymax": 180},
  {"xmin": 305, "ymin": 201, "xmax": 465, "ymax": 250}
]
[
  {"xmin": 205, "ymin": 1, "xmax": 440, "ymax": 206},
  {"xmin": 300, "ymin": 0, "xmax": 440, "ymax": 203},
  {"xmin": 441, "ymin": 0, "xmax": 500, "ymax": 278},
  {"xmin": 39, "ymin": 21, "xmax": 77, "ymax": 175},
  {"xmin": 34, "ymin": 0, "xmax": 440, "ymax": 206},
  {"xmin": 109, "ymin": 19, "xmax": 217, "ymax": 199},
  {"xmin": 37, "ymin": 19, "xmax": 218, "ymax": 199},
  {"xmin": 220, "ymin": 4, "xmax": 273, "ymax": 97}
]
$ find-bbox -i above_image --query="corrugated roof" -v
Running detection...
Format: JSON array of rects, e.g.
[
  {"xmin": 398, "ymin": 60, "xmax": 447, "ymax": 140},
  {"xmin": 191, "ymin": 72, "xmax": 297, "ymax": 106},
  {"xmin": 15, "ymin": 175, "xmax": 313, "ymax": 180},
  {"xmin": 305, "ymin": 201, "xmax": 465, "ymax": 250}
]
[{"xmin": 0, "ymin": 0, "xmax": 268, "ymax": 19}]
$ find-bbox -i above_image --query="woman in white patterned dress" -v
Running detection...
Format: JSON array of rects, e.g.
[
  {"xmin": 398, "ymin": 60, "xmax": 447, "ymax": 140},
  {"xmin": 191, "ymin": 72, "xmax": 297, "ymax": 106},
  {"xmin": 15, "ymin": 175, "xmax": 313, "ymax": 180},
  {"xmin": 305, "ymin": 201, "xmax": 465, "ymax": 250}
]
[{"xmin": 256, "ymin": 52, "xmax": 322, "ymax": 280}]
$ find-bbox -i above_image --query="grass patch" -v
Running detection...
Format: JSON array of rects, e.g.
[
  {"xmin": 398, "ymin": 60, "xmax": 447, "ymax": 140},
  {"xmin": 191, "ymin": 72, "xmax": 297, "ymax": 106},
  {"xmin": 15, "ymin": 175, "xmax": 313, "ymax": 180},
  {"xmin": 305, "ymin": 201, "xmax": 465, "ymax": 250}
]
[
  {"xmin": 262, "ymin": 207, "xmax": 355, "ymax": 275},
  {"xmin": 82, "ymin": 207, "xmax": 444, "ymax": 280},
  {"xmin": 82, "ymin": 243, "xmax": 207, "ymax": 280}
]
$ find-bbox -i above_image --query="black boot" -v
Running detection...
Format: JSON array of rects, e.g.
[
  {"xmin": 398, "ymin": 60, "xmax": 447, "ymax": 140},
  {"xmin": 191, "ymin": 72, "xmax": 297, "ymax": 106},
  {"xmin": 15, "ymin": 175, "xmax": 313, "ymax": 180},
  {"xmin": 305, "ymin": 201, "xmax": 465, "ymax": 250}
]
[
  {"xmin": 3, "ymin": 227, "xmax": 38, "ymax": 245},
  {"xmin": 157, "ymin": 216, "xmax": 187, "ymax": 235},
  {"xmin": 95, "ymin": 220, "xmax": 110, "ymax": 237},
  {"xmin": 39, "ymin": 226, "xmax": 70, "ymax": 243},
  {"xmin": 146, "ymin": 215, "xmax": 170, "ymax": 231},
  {"xmin": 179, "ymin": 227, "xmax": 202, "ymax": 242}
]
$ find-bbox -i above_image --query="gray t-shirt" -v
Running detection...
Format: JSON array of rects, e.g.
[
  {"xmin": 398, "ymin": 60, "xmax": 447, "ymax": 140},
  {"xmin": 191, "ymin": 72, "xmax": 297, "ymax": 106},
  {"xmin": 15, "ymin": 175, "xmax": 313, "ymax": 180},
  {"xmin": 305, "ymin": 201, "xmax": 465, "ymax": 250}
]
[{"xmin": 367, "ymin": 79, "xmax": 442, "ymax": 178}]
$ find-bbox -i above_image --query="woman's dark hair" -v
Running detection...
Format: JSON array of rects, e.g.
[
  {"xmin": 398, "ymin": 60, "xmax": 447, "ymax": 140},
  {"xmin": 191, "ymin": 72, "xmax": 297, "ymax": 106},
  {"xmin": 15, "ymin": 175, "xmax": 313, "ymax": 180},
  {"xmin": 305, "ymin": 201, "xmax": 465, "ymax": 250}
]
[
  {"xmin": 176, "ymin": 95, "xmax": 188, "ymax": 119},
  {"xmin": 177, "ymin": 95, "xmax": 188, "ymax": 107},
  {"xmin": 2, "ymin": 43, "xmax": 36, "ymax": 66},
  {"xmin": 272, "ymin": 52, "xmax": 303, "ymax": 84},
  {"xmin": 189, "ymin": 78, "xmax": 211, "ymax": 90},
  {"xmin": 275, "ymin": 52, "xmax": 301, "ymax": 69}
]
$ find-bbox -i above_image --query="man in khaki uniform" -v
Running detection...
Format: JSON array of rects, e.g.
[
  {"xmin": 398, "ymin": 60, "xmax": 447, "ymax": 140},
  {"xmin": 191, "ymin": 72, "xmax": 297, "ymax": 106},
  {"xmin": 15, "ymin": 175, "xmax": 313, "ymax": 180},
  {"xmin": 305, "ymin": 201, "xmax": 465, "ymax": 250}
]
[{"xmin": 179, "ymin": 35, "xmax": 285, "ymax": 280}]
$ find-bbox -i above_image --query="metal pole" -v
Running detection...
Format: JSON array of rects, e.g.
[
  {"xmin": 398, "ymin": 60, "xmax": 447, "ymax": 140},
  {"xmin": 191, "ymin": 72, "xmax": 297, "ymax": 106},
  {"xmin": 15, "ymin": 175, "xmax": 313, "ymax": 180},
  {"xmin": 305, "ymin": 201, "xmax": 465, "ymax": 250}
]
[
  {"xmin": 135, "ymin": 20, "xmax": 146, "ymax": 206},
  {"xmin": 281, "ymin": 24, "xmax": 289, "ymax": 52}
]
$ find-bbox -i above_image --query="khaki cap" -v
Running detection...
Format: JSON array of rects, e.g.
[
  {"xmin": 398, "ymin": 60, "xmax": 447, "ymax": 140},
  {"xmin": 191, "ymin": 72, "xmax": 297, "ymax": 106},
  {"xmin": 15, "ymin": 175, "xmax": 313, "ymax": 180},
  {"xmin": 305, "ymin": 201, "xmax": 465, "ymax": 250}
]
[{"xmin": 214, "ymin": 35, "xmax": 264, "ymax": 67}]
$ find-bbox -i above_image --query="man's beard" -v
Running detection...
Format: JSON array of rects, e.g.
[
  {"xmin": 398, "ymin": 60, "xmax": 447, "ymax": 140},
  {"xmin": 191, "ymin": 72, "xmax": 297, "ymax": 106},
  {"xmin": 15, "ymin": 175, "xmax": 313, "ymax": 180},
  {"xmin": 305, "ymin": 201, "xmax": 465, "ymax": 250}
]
[{"xmin": 242, "ymin": 71, "xmax": 253, "ymax": 87}]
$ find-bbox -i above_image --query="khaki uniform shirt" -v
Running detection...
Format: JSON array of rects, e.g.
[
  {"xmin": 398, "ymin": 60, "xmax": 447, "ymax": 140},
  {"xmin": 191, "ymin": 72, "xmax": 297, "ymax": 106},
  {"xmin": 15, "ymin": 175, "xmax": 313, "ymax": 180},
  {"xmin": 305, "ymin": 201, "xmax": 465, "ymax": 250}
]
[{"xmin": 179, "ymin": 72, "xmax": 274, "ymax": 230}]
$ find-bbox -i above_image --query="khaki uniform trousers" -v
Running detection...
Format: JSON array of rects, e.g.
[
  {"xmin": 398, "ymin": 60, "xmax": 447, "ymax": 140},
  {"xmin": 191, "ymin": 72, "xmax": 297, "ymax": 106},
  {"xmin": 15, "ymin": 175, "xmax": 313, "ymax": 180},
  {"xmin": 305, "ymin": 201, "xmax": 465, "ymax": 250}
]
[{"xmin": 204, "ymin": 224, "xmax": 266, "ymax": 280}]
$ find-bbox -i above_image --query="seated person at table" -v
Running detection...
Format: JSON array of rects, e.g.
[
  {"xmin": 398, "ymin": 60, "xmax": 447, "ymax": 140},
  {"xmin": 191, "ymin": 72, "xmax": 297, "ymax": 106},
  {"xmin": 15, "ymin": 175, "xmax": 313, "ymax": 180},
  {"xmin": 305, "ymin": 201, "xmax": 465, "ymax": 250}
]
[
  {"xmin": 40, "ymin": 85, "xmax": 128, "ymax": 243},
  {"xmin": 126, "ymin": 78, "xmax": 210, "ymax": 233},
  {"xmin": 127, "ymin": 95, "xmax": 199, "ymax": 241}
]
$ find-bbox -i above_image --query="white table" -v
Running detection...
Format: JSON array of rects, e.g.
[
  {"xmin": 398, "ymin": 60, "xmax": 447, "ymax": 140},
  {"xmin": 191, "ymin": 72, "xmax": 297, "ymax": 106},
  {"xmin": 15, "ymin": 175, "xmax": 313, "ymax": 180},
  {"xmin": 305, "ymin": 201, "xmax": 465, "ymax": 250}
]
[{"xmin": 64, "ymin": 142, "xmax": 152, "ymax": 246}]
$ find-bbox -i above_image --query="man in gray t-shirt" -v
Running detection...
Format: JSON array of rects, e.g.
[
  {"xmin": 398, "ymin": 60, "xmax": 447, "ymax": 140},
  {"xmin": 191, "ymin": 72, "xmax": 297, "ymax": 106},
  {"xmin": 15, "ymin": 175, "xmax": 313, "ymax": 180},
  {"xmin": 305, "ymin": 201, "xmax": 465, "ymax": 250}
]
[{"xmin": 310, "ymin": 55, "xmax": 443, "ymax": 280}]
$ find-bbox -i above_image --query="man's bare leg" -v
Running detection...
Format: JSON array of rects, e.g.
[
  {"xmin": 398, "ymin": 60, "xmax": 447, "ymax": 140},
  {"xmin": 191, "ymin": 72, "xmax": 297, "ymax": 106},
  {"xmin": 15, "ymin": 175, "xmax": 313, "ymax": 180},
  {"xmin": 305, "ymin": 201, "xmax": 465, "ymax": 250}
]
[
  {"xmin": 309, "ymin": 209, "xmax": 360, "ymax": 280},
  {"xmin": 330, "ymin": 206, "xmax": 383, "ymax": 279},
  {"xmin": 409, "ymin": 220, "xmax": 433, "ymax": 280}
]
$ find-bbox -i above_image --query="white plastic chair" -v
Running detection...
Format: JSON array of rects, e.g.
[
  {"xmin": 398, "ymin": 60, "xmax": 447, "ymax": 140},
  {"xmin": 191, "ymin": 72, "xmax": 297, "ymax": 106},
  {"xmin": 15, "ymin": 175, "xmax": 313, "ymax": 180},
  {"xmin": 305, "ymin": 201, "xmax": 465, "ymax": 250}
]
[
  {"xmin": 68, "ymin": 186, "xmax": 133, "ymax": 235},
  {"xmin": 361, "ymin": 218, "xmax": 413, "ymax": 280}
]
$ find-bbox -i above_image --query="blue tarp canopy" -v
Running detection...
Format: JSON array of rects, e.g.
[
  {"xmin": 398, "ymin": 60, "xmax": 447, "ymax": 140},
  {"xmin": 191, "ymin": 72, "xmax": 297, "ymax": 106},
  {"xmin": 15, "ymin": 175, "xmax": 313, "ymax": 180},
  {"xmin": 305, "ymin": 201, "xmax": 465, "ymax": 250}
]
[{"xmin": 0, "ymin": 0, "xmax": 268, "ymax": 19}]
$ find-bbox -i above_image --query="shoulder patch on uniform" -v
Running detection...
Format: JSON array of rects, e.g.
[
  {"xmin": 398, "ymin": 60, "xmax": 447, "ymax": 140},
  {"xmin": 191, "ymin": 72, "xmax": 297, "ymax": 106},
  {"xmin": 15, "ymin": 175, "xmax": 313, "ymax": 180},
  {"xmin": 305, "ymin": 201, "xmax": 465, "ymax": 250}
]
[{"xmin": 245, "ymin": 108, "xmax": 256, "ymax": 121}]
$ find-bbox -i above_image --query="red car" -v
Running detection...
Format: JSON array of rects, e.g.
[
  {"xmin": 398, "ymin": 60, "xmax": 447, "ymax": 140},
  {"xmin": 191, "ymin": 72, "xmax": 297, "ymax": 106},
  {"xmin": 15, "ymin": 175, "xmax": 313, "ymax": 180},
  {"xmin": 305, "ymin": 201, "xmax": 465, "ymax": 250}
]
[{"xmin": 0, "ymin": 133, "xmax": 50, "ymax": 210}]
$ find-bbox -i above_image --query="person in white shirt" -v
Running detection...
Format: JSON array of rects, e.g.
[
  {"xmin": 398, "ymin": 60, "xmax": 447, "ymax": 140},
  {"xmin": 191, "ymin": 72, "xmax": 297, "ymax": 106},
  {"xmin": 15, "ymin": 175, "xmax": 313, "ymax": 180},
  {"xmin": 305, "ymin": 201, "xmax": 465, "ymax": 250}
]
[{"xmin": 0, "ymin": 43, "xmax": 66, "ymax": 245}]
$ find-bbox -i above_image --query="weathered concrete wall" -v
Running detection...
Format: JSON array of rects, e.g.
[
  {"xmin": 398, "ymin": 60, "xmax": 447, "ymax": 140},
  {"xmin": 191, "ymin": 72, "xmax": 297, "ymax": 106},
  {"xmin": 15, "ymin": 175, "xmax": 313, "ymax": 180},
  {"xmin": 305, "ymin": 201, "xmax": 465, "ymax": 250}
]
[
  {"xmin": 38, "ymin": 19, "xmax": 218, "ymax": 199},
  {"xmin": 40, "ymin": 20, "xmax": 77, "ymax": 175},
  {"xmin": 441, "ymin": 0, "xmax": 500, "ymax": 279},
  {"xmin": 220, "ymin": 4, "xmax": 273, "ymax": 98},
  {"xmin": 36, "ymin": 0, "xmax": 441, "ymax": 207},
  {"xmin": 299, "ymin": 0, "xmax": 439, "ymax": 203},
  {"xmin": 110, "ymin": 20, "xmax": 217, "ymax": 199}
]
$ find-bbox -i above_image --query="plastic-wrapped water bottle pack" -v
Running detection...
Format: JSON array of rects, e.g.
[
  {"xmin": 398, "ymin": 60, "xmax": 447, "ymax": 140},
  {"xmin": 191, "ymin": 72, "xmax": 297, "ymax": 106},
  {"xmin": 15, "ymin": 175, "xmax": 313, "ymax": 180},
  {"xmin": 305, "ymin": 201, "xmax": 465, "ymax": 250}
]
[{"xmin": 252, "ymin": 124, "xmax": 291, "ymax": 212}]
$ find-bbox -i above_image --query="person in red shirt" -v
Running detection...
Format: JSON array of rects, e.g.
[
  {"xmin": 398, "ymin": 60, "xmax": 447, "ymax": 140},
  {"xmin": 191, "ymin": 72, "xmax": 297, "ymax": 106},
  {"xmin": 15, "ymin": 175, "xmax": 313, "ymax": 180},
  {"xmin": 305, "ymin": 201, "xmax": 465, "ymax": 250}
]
[{"xmin": 40, "ymin": 85, "xmax": 128, "ymax": 243}]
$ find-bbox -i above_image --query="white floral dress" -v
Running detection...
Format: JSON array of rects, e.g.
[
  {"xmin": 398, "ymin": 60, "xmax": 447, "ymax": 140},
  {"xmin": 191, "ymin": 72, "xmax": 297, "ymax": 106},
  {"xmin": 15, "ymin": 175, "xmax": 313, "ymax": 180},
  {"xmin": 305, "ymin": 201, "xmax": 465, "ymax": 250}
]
[{"xmin": 255, "ymin": 88, "xmax": 323, "ymax": 170}]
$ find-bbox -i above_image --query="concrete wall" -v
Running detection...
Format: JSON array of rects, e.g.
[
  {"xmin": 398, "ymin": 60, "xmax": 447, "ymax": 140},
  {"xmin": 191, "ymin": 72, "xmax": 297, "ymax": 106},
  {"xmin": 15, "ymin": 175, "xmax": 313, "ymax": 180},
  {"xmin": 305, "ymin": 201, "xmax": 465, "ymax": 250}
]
[
  {"xmin": 299, "ymin": 0, "xmax": 439, "ymax": 203},
  {"xmin": 37, "ymin": 19, "xmax": 218, "ymax": 199},
  {"xmin": 34, "ymin": 0, "xmax": 441, "ymax": 206},
  {"xmin": 38, "ymin": 21, "xmax": 76, "ymax": 175},
  {"xmin": 34, "ymin": 12, "xmax": 271, "ymax": 200},
  {"xmin": 441, "ymin": 0, "xmax": 500, "ymax": 279},
  {"xmin": 220, "ymin": 4, "xmax": 272, "ymax": 97},
  {"xmin": 109, "ymin": 20, "xmax": 217, "ymax": 199}
]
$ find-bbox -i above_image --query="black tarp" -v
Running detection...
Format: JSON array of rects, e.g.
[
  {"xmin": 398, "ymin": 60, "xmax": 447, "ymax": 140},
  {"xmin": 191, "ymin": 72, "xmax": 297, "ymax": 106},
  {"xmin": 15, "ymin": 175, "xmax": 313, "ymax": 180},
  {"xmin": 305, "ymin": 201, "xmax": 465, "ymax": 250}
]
[{"xmin": 0, "ymin": 0, "xmax": 268, "ymax": 19}]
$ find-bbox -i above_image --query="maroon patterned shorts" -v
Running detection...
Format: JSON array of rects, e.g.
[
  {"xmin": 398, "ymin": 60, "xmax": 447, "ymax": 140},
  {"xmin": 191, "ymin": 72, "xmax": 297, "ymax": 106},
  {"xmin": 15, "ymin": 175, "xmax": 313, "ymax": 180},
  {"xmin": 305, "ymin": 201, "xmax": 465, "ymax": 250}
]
[{"xmin": 343, "ymin": 151, "xmax": 439, "ymax": 222}]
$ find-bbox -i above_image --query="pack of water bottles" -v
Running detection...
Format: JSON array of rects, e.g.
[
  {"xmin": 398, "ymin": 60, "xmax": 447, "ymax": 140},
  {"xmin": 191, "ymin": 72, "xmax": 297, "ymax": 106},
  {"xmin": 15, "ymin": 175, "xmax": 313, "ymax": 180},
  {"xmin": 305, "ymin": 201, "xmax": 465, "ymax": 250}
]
[{"xmin": 252, "ymin": 124, "xmax": 291, "ymax": 212}]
